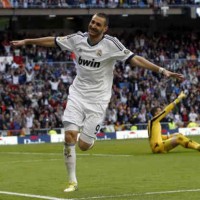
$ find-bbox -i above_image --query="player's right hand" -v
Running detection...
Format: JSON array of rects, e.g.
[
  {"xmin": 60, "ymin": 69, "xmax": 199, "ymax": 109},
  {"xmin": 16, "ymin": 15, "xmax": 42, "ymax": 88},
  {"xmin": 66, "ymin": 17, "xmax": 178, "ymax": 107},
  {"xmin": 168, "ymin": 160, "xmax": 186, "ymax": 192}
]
[{"xmin": 10, "ymin": 40, "xmax": 25, "ymax": 47}]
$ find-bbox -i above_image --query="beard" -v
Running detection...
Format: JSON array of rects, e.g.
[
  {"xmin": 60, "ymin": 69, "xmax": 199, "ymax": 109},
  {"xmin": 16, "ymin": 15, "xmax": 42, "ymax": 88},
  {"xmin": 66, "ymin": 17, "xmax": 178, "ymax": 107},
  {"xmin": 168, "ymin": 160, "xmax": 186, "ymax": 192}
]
[{"xmin": 88, "ymin": 26, "xmax": 102, "ymax": 37}]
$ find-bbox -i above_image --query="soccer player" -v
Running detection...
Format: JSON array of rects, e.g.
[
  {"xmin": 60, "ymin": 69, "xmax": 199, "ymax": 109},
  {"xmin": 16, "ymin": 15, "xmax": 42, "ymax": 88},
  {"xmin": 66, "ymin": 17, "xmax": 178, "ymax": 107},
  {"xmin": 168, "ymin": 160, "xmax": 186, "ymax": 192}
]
[
  {"xmin": 11, "ymin": 13, "xmax": 185, "ymax": 192},
  {"xmin": 148, "ymin": 91, "xmax": 200, "ymax": 153}
]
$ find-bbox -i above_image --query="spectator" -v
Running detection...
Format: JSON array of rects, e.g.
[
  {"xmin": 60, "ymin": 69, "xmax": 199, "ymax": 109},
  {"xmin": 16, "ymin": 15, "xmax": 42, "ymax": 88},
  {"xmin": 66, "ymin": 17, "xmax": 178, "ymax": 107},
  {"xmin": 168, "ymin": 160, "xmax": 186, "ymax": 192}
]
[
  {"xmin": 114, "ymin": 121, "xmax": 125, "ymax": 131},
  {"xmin": 24, "ymin": 68, "xmax": 35, "ymax": 83},
  {"xmin": 187, "ymin": 121, "xmax": 199, "ymax": 128},
  {"xmin": 48, "ymin": 77, "xmax": 61, "ymax": 94},
  {"xmin": 189, "ymin": 108, "xmax": 198, "ymax": 123},
  {"xmin": 24, "ymin": 110, "xmax": 34, "ymax": 133},
  {"xmin": 48, "ymin": 127, "xmax": 58, "ymax": 135}
]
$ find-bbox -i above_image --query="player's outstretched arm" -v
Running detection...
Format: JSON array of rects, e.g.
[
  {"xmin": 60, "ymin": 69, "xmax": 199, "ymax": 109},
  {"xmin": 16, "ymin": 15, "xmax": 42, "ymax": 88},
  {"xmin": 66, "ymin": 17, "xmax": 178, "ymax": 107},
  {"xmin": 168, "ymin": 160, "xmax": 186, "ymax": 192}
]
[
  {"xmin": 11, "ymin": 37, "xmax": 56, "ymax": 47},
  {"xmin": 130, "ymin": 55, "xmax": 185, "ymax": 81},
  {"xmin": 159, "ymin": 91, "xmax": 186, "ymax": 120},
  {"xmin": 174, "ymin": 91, "xmax": 186, "ymax": 105}
]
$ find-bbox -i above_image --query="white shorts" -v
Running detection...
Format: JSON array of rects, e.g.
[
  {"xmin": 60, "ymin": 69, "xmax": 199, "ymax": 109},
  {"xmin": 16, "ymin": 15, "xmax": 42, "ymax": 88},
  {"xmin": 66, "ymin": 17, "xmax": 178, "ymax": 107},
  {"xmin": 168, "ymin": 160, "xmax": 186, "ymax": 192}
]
[{"xmin": 62, "ymin": 97, "xmax": 108, "ymax": 139}]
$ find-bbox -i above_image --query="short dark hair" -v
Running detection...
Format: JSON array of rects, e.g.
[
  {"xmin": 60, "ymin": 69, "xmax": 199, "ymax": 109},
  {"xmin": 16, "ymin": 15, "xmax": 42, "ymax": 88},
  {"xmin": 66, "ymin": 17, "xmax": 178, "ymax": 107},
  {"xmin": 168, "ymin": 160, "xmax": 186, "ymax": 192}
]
[
  {"xmin": 95, "ymin": 13, "xmax": 109, "ymax": 26},
  {"xmin": 150, "ymin": 107, "xmax": 159, "ymax": 117}
]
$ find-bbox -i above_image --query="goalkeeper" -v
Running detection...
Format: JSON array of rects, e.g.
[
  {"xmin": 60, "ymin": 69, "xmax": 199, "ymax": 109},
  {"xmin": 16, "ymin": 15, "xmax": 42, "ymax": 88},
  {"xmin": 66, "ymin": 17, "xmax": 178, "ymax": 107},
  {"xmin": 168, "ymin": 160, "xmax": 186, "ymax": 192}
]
[{"xmin": 148, "ymin": 91, "xmax": 200, "ymax": 153}]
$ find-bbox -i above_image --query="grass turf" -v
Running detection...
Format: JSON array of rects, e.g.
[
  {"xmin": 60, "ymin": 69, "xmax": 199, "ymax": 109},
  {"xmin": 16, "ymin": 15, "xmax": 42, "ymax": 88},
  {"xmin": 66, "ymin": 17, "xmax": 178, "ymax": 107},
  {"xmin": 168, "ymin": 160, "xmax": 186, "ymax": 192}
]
[{"xmin": 0, "ymin": 138, "xmax": 200, "ymax": 200}]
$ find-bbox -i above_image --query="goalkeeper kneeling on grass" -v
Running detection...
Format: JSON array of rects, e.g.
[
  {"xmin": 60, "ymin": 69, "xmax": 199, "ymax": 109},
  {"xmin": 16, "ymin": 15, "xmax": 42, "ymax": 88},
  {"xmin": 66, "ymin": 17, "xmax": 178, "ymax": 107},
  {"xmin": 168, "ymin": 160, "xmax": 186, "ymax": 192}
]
[{"xmin": 148, "ymin": 91, "xmax": 200, "ymax": 153}]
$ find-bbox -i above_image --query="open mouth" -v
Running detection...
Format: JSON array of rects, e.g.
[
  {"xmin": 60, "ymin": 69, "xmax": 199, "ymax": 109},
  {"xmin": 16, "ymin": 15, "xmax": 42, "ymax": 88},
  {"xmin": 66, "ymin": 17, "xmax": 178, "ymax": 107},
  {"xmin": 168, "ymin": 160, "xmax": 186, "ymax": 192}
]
[{"xmin": 89, "ymin": 28, "xmax": 98, "ymax": 34}]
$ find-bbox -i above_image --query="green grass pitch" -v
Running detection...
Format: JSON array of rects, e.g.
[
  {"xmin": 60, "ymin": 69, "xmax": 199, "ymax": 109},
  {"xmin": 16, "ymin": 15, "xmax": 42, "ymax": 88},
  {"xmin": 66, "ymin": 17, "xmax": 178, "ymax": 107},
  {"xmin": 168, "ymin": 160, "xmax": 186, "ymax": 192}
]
[{"xmin": 0, "ymin": 137, "xmax": 200, "ymax": 200}]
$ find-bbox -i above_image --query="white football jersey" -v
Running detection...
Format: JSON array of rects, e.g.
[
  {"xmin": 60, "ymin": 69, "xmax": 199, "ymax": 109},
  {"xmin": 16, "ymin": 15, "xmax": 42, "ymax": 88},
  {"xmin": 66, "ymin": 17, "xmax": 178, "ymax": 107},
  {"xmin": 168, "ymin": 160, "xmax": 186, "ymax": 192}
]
[{"xmin": 56, "ymin": 32, "xmax": 134, "ymax": 103}]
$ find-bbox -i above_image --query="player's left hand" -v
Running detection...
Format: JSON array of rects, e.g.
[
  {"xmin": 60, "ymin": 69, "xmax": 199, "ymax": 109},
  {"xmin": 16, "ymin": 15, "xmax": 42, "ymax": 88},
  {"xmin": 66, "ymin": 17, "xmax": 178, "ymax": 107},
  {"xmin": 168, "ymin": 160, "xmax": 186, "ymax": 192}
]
[{"xmin": 163, "ymin": 70, "xmax": 185, "ymax": 81}]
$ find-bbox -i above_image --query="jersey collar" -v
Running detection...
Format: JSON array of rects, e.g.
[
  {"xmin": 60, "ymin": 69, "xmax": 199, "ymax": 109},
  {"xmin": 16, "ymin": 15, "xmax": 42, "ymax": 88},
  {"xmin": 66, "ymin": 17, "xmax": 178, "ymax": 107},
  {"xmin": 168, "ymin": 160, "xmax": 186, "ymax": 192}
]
[{"xmin": 87, "ymin": 35, "xmax": 104, "ymax": 46}]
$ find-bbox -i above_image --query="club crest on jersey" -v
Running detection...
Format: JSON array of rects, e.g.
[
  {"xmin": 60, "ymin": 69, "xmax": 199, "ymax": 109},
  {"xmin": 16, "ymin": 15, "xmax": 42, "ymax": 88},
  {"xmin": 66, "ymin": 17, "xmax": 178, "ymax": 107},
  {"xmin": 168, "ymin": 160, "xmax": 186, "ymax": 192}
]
[
  {"xmin": 78, "ymin": 56, "xmax": 100, "ymax": 68},
  {"xmin": 124, "ymin": 49, "xmax": 130, "ymax": 54},
  {"xmin": 96, "ymin": 49, "xmax": 102, "ymax": 57}
]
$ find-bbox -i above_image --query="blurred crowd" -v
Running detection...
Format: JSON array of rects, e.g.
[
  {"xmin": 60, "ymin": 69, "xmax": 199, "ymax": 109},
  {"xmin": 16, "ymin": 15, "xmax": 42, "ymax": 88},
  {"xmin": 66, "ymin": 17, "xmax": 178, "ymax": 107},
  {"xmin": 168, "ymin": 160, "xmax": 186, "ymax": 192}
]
[
  {"xmin": 1, "ymin": 0, "xmax": 200, "ymax": 9},
  {"xmin": 0, "ymin": 30, "xmax": 200, "ymax": 136}
]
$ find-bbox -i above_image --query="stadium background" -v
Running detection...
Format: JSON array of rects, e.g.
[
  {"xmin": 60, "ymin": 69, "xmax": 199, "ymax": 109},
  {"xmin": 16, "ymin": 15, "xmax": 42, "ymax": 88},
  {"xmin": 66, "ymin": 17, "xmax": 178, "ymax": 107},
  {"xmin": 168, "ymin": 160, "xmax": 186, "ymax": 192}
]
[
  {"xmin": 0, "ymin": 1, "xmax": 199, "ymax": 138},
  {"xmin": 0, "ymin": 3, "xmax": 200, "ymax": 200}
]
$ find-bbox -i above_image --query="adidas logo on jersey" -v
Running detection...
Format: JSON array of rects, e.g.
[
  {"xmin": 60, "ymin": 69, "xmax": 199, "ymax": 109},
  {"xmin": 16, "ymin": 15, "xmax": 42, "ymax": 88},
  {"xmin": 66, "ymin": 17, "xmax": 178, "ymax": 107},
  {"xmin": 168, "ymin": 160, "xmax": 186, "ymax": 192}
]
[{"xmin": 78, "ymin": 56, "xmax": 100, "ymax": 68}]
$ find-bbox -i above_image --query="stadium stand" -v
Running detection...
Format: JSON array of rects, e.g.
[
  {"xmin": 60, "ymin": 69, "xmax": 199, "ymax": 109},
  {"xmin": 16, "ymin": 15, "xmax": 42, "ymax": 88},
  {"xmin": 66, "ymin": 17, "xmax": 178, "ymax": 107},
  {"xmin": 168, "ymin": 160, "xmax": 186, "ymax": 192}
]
[
  {"xmin": 0, "ymin": 30, "xmax": 199, "ymax": 136},
  {"xmin": 0, "ymin": 1, "xmax": 199, "ymax": 135},
  {"xmin": 0, "ymin": 0, "xmax": 200, "ymax": 9}
]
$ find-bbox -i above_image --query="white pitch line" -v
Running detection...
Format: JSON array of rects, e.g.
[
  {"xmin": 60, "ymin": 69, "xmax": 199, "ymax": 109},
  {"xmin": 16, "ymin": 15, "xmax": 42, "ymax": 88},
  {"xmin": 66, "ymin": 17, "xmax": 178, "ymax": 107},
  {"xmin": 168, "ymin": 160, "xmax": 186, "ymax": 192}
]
[
  {"xmin": 1, "ymin": 189, "xmax": 200, "ymax": 200},
  {"xmin": 72, "ymin": 188, "xmax": 200, "ymax": 199},
  {"xmin": 0, "ymin": 152, "xmax": 132, "ymax": 157},
  {"xmin": 0, "ymin": 191, "xmax": 72, "ymax": 200},
  {"xmin": 0, "ymin": 152, "xmax": 131, "ymax": 165},
  {"xmin": 0, "ymin": 152, "xmax": 60, "ymax": 155},
  {"xmin": 0, "ymin": 158, "xmax": 62, "ymax": 164}
]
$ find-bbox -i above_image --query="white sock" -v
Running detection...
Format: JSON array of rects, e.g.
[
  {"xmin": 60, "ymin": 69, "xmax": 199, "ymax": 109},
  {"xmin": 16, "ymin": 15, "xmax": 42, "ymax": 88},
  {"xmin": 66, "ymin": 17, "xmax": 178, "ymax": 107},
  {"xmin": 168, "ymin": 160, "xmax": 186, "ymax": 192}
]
[{"xmin": 64, "ymin": 143, "xmax": 77, "ymax": 184}]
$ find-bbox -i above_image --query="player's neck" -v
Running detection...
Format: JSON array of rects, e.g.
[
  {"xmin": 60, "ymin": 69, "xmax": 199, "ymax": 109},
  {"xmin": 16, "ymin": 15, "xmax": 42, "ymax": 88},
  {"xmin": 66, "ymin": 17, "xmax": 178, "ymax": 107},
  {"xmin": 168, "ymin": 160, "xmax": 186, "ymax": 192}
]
[{"xmin": 88, "ymin": 35, "xmax": 104, "ymax": 46}]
